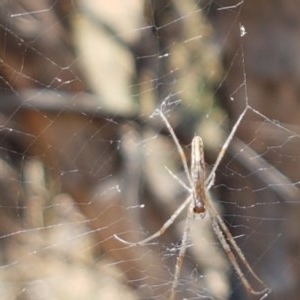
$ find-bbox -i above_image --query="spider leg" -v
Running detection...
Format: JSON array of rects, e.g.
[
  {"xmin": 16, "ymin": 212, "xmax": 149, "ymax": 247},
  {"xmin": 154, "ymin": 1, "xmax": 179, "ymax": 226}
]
[
  {"xmin": 207, "ymin": 107, "xmax": 248, "ymax": 185},
  {"xmin": 170, "ymin": 201, "xmax": 194, "ymax": 300},
  {"xmin": 114, "ymin": 195, "xmax": 192, "ymax": 246},
  {"xmin": 164, "ymin": 165, "xmax": 191, "ymax": 192},
  {"xmin": 204, "ymin": 197, "xmax": 270, "ymax": 295},
  {"xmin": 205, "ymin": 172, "xmax": 215, "ymax": 191},
  {"xmin": 158, "ymin": 109, "xmax": 194, "ymax": 186}
]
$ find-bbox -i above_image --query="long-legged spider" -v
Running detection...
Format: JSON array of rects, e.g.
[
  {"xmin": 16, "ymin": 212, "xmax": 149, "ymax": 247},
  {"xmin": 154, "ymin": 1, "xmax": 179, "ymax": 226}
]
[{"xmin": 115, "ymin": 105, "xmax": 270, "ymax": 299}]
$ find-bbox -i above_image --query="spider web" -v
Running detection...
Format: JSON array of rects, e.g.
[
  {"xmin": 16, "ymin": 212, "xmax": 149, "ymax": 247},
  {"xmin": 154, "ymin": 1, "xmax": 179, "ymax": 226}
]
[{"xmin": 0, "ymin": 1, "xmax": 299, "ymax": 299}]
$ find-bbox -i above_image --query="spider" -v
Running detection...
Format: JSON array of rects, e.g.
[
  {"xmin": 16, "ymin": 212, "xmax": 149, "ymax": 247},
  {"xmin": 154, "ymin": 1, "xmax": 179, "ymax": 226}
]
[{"xmin": 114, "ymin": 106, "xmax": 270, "ymax": 299}]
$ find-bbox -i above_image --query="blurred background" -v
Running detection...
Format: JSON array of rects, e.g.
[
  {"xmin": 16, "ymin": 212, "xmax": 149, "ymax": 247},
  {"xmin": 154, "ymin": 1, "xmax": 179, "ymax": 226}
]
[{"xmin": 0, "ymin": 1, "xmax": 300, "ymax": 299}]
